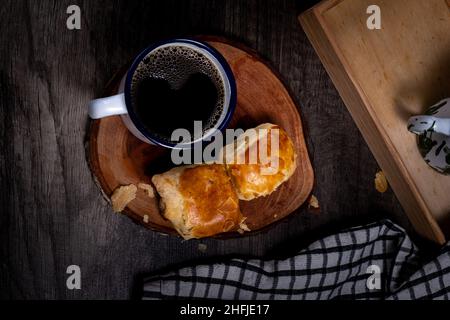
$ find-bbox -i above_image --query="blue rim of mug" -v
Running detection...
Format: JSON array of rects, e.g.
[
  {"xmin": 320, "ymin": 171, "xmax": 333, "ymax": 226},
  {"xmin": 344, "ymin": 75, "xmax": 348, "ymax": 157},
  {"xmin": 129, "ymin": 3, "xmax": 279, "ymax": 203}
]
[{"xmin": 124, "ymin": 38, "xmax": 237, "ymax": 149}]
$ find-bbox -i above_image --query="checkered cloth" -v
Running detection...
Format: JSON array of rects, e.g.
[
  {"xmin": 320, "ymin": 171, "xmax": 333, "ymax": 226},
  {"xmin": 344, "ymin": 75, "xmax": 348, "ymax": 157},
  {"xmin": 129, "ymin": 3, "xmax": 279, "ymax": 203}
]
[{"xmin": 143, "ymin": 220, "xmax": 450, "ymax": 300}]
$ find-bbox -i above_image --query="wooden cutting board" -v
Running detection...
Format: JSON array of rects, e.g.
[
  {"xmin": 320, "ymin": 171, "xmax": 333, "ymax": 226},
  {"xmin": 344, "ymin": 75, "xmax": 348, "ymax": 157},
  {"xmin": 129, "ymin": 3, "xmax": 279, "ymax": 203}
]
[
  {"xmin": 88, "ymin": 37, "xmax": 314, "ymax": 237},
  {"xmin": 300, "ymin": 0, "xmax": 450, "ymax": 244}
]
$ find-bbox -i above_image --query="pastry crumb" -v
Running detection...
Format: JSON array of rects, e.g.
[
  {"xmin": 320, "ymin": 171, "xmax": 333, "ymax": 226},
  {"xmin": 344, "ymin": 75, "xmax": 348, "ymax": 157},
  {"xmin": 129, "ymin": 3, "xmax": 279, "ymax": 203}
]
[
  {"xmin": 138, "ymin": 183, "xmax": 155, "ymax": 198},
  {"xmin": 143, "ymin": 215, "xmax": 149, "ymax": 223},
  {"xmin": 238, "ymin": 218, "xmax": 251, "ymax": 234},
  {"xmin": 308, "ymin": 195, "xmax": 319, "ymax": 209},
  {"xmin": 375, "ymin": 171, "xmax": 388, "ymax": 193},
  {"xmin": 198, "ymin": 243, "xmax": 207, "ymax": 252},
  {"xmin": 111, "ymin": 184, "xmax": 137, "ymax": 213}
]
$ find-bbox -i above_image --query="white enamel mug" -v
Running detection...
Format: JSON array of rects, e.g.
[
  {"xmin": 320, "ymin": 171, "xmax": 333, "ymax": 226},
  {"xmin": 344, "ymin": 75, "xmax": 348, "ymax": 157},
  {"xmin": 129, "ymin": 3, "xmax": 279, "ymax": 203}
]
[{"xmin": 88, "ymin": 38, "xmax": 236, "ymax": 149}]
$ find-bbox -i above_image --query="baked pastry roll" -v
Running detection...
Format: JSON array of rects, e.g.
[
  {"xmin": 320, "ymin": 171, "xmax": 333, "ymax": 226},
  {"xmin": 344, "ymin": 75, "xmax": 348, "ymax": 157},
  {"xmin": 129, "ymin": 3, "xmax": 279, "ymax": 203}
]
[
  {"xmin": 222, "ymin": 123, "xmax": 297, "ymax": 200},
  {"xmin": 152, "ymin": 164, "xmax": 245, "ymax": 239}
]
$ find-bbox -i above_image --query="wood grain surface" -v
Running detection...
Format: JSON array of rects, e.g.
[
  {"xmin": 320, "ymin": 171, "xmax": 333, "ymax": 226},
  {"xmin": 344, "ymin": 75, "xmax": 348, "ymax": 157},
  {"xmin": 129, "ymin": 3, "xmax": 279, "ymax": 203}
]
[
  {"xmin": 89, "ymin": 38, "xmax": 314, "ymax": 236},
  {"xmin": 300, "ymin": 0, "xmax": 450, "ymax": 244},
  {"xmin": 0, "ymin": 0, "xmax": 414, "ymax": 299}
]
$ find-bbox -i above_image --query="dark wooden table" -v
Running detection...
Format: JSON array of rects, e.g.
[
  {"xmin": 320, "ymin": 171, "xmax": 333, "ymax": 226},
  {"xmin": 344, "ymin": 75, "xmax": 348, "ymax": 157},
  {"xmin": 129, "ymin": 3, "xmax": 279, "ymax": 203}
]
[{"xmin": 0, "ymin": 0, "xmax": 413, "ymax": 299}]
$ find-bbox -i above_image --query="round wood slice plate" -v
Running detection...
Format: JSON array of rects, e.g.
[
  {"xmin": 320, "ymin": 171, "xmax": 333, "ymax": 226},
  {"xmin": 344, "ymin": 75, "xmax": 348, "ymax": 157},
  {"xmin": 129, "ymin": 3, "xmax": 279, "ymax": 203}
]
[{"xmin": 88, "ymin": 37, "xmax": 314, "ymax": 237}]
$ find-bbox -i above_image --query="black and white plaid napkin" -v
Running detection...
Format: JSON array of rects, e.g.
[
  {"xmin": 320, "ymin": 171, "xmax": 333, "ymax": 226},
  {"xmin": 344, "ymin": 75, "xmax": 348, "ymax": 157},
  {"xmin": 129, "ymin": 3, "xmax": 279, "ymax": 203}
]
[{"xmin": 143, "ymin": 220, "xmax": 450, "ymax": 300}]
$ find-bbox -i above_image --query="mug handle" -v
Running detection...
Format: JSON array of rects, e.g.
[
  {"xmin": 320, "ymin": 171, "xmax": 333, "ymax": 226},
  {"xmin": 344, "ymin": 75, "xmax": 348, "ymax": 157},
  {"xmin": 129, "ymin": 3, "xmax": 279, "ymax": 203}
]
[
  {"xmin": 88, "ymin": 93, "xmax": 127, "ymax": 119},
  {"xmin": 407, "ymin": 115, "xmax": 450, "ymax": 136}
]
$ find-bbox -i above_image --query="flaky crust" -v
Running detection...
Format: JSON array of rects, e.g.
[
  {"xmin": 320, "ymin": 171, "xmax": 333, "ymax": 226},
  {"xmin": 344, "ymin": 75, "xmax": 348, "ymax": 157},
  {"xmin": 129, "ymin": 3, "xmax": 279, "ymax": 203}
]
[
  {"xmin": 152, "ymin": 164, "xmax": 244, "ymax": 239},
  {"xmin": 223, "ymin": 123, "xmax": 297, "ymax": 200},
  {"xmin": 110, "ymin": 184, "xmax": 137, "ymax": 212}
]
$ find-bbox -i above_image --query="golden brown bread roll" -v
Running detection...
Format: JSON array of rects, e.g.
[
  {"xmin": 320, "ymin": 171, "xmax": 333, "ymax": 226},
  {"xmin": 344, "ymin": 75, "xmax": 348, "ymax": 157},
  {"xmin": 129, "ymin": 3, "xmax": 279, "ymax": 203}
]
[
  {"xmin": 152, "ymin": 164, "xmax": 245, "ymax": 239},
  {"xmin": 151, "ymin": 123, "xmax": 296, "ymax": 239},
  {"xmin": 221, "ymin": 123, "xmax": 297, "ymax": 200}
]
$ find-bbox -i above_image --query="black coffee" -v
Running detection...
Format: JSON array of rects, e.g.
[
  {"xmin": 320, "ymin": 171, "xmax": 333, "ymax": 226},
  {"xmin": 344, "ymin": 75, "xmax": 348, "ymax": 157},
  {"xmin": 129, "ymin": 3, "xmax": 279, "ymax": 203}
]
[{"xmin": 131, "ymin": 45, "xmax": 225, "ymax": 143}]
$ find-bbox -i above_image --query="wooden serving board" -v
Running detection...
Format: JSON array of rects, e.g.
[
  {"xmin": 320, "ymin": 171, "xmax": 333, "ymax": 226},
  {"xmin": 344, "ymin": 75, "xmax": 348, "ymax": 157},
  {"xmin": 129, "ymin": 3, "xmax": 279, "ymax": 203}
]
[
  {"xmin": 300, "ymin": 0, "xmax": 450, "ymax": 244},
  {"xmin": 88, "ymin": 37, "xmax": 314, "ymax": 237}
]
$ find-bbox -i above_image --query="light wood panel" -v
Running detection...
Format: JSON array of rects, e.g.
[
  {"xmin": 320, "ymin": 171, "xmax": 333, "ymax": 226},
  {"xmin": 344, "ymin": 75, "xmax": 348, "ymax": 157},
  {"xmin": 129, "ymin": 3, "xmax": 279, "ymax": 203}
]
[{"xmin": 300, "ymin": 0, "xmax": 450, "ymax": 244}]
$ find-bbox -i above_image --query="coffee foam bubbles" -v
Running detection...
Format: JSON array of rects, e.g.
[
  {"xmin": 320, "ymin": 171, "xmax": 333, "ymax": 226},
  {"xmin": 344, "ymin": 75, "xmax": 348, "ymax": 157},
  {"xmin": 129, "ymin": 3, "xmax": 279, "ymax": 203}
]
[{"xmin": 131, "ymin": 45, "xmax": 225, "ymax": 139}]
